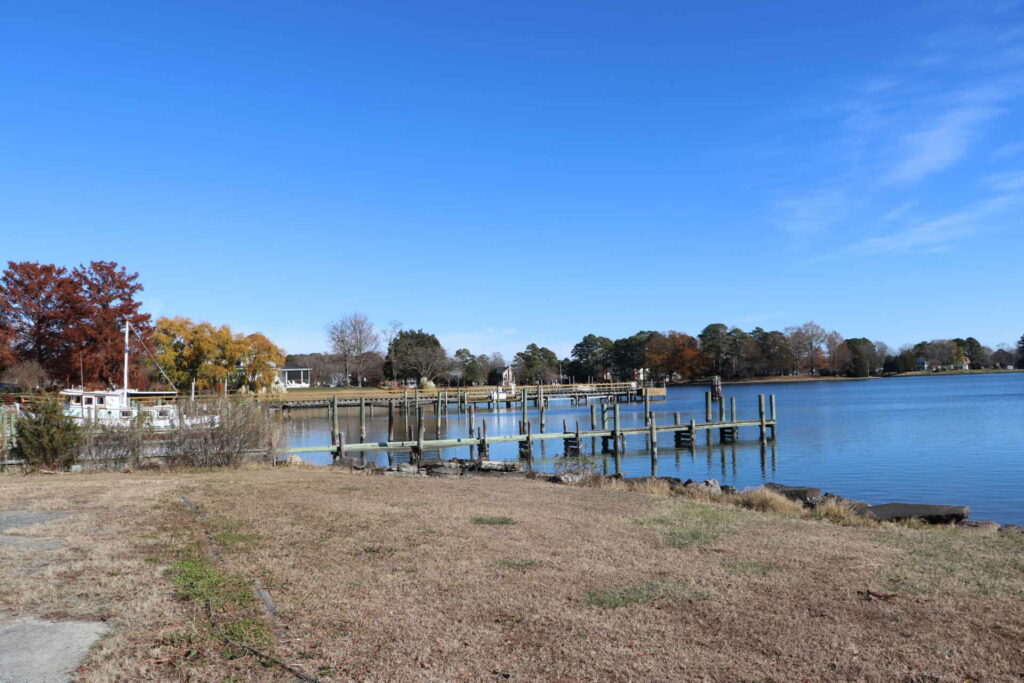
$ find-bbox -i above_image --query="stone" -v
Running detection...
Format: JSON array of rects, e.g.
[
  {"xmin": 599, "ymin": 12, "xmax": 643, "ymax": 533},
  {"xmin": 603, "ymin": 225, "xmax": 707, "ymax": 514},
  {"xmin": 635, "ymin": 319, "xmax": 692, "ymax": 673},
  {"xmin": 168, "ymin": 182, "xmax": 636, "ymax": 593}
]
[
  {"xmin": 397, "ymin": 462, "xmax": 418, "ymax": 473},
  {"xmin": 548, "ymin": 472, "xmax": 584, "ymax": 484},
  {"xmin": 720, "ymin": 485, "xmax": 738, "ymax": 495},
  {"xmin": 0, "ymin": 536, "xmax": 63, "ymax": 551},
  {"xmin": 998, "ymin": 524, "xmax": 1024, "ymax": 535},
  {"xmin": 0, "ymin": 511, "xmax": 70, "ymax": 532},
  {"xmin": 477, "ymin": 461, "xmax": 522, "ymax": 473},
  {"xmin": 867, "ymin": 503, "xmax": 970, "ymax": 525},
  {"xmin": 285, "ymin": 454, "xmax": 305, "ymax": 466},
  {"xmin": 956, "ymin": 520, "xmax": 1000, "ymax": 533},
  {"xmin": 764, "ymin": 483, "xmax": 823, "ymax": 506}
]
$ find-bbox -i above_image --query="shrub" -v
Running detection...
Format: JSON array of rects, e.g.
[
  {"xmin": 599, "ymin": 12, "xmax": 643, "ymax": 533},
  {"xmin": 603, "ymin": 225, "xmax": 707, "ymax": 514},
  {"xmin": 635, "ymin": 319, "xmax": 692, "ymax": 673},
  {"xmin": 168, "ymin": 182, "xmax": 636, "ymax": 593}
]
[
  {"xmin": 12, "ymin": 399, "xmax": 82, "ymax": 470},
  {"xmin": 166, "ymin": 399, "xmax": 282, "ymax": 468},
  {"xmin": 729, "ymin": 488, "xmax": 805, "ymax": 516}
]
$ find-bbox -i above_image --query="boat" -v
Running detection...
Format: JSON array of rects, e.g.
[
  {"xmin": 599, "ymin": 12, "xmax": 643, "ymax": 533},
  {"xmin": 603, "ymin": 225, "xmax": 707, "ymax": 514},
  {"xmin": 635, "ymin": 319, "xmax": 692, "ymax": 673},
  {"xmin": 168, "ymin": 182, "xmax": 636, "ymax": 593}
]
[{"xmin": 60, "ymin": 323, "xmax": 215, "ymax": 430}]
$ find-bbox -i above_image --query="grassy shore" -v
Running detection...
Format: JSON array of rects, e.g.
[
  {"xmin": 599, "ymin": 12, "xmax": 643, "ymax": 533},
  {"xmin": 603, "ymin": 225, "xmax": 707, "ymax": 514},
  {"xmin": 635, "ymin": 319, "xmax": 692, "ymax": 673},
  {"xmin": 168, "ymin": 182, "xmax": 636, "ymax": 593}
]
[{"xmin": 1, "ymin": 468, "xmax": 1023, "ymax": 681}]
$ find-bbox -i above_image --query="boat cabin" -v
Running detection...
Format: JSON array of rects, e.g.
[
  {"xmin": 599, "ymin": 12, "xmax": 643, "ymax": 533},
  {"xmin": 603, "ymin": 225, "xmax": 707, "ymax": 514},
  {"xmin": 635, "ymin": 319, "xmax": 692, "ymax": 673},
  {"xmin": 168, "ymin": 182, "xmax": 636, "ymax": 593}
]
[{"xmin": 61, "ymin": 389, "xmax": 180, "ymax": 428}]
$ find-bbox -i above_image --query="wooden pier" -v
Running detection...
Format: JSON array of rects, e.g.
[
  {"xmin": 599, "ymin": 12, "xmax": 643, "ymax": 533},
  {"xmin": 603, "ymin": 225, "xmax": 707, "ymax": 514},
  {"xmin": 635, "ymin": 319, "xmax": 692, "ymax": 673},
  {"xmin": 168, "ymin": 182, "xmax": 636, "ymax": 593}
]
[
  {"xmin": 283, "ymin": 391, "xmax": 777, "ymax": 476},
  {"xmin": 258, "ymin": 382, "xmax": 665, "ymax": 412}
]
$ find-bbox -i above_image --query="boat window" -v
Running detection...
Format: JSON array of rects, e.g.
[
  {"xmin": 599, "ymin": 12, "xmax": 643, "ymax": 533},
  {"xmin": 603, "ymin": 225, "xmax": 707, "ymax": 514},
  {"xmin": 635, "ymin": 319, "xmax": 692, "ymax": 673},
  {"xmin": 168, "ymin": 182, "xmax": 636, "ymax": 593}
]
[
  {"xmin": 84, "ymin": 397, "xmax": 93, "ymax": 405},
  {"xmin": 96, "ymin": 396, "xmax": 105, "ymax": 405},
  {"xmin": 71, "ymin": 396, "xmax": 81, "ymax": 404},
  {"xmin": 158, "ymin": 411, "xmax": 169, "ymax": 418},
  {"xmin": 121, "ymin": 410, "xmax": 133, "ymax": 418}
]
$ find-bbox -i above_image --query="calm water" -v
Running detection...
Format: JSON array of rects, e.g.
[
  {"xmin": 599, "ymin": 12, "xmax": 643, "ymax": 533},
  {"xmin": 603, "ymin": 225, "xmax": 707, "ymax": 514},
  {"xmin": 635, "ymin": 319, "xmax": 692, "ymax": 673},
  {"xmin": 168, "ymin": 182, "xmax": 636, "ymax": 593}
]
[{"xmin": 286, "ymin": 373, "xmax": 1024, "ymax": 524}]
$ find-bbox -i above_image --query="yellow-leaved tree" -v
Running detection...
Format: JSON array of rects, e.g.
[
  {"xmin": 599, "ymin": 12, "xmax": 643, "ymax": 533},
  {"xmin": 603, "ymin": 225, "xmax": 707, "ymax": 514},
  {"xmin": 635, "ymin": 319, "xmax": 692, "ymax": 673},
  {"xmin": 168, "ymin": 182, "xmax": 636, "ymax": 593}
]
[{"xmin": 152, "ymin": 317, "xmax": 284, "ymax": 392}]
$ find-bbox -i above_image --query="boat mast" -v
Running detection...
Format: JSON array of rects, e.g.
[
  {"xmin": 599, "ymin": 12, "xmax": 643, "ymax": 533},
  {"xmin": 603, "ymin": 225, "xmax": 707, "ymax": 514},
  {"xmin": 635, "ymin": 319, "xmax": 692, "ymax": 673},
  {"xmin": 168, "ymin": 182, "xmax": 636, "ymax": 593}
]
[{"xmin": 123, "ymin": 321, "xmax": 130, "ymax": 396}]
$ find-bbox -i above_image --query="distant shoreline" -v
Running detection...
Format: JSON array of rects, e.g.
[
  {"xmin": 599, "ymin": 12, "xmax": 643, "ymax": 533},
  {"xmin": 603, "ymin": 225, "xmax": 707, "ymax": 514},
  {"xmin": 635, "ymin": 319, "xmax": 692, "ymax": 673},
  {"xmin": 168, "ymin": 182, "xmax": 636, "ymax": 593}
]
[{"xmin": 675, "ymin": 369, "xmax": 1022, "ymax": 388}]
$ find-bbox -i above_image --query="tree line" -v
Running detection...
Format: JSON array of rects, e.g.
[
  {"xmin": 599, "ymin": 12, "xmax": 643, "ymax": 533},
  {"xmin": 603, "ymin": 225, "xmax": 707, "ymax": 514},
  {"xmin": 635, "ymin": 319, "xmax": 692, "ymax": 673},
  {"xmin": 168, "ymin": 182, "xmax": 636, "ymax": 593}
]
[
  {"xmin": 0, "ymin": 261, "xmax": 285, "ymax": 392},
  {"xmin": 307, "ymin": 314, "xmax": 1024, "ymax": 387}
]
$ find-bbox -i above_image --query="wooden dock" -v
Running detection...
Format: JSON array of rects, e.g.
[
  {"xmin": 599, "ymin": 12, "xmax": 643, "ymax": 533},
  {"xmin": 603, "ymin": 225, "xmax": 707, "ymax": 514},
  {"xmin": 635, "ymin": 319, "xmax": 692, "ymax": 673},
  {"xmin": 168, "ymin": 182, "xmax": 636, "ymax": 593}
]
[
  {"xmin": 257, "ymin": 382, "xmax": 665, "ymax": 412},
  {"xmin": 283, "ymin": 391, "xmax": 777, "ymax": 478}
]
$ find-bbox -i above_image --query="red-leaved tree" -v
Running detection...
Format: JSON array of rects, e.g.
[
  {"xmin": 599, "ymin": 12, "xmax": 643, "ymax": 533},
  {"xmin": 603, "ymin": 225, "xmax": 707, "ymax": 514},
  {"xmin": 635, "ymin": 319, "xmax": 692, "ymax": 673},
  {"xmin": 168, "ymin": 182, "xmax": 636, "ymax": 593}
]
[
  {"xmin": 0, "ymin": 262, "xmax": 81, "ymax": 380},
  {"xmin": 70, "ymin": 261, "xmax": 153, "ymax": 388},
  {"xmin": 0, "ymin": 261, "xmax": 151, "ymax": 388}
]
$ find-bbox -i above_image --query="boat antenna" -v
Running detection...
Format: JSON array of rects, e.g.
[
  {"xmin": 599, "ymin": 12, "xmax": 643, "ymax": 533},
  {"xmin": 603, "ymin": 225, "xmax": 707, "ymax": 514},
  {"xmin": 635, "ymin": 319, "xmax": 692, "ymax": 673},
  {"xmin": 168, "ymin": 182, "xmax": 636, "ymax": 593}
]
[
  {"xmin": 130, "ymin": 322, "xmax": 178, "ymax": 391},
  {"xmin": 123, "ymin": 322, "xmax": 130, "ymax": 395}
]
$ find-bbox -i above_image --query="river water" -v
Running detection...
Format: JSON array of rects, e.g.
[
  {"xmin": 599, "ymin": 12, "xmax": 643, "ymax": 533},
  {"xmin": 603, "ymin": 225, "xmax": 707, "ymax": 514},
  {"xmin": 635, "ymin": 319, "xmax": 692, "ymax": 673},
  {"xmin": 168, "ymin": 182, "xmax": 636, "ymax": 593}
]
[{"xmin": 285, "ymin": 373, "xmax": 1024, "ymax": 524}]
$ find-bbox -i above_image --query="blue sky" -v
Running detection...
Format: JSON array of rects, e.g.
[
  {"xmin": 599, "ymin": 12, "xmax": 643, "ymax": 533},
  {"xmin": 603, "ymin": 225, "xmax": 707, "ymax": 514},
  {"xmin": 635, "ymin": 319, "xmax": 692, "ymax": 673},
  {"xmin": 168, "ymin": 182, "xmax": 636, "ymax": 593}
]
[{"xmin": 3, "ymin": 0, "xmax": 1023, "ymax": 358}]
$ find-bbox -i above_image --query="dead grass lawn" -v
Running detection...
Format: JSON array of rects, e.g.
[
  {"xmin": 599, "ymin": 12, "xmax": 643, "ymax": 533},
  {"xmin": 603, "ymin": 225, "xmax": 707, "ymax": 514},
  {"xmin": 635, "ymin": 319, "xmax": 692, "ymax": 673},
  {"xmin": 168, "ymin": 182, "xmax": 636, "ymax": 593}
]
[{"xmin": 1, "ymin": 468, "xmax": 1022, "ymax": 681}]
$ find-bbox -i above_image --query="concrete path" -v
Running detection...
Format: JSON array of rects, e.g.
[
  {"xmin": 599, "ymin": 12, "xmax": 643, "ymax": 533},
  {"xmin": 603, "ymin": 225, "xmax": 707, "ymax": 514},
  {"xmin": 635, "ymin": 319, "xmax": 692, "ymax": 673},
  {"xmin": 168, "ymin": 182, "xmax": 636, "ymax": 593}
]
[
  {"xmin": 0, "ymin": 618, "xmax": 109, "ymax": 682},
  {"xmin": 0, "ymin": 510, "xmax": 107, "ymax": 682}
]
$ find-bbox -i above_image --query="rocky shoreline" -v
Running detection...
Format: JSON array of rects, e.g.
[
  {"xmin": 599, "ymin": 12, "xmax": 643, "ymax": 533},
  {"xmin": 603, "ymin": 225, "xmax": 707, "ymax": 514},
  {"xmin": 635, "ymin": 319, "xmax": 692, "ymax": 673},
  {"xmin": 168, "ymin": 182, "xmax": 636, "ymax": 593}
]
[{"xmin": 316, "ymin": 455, "xmax": 1024, "ymax": 533}]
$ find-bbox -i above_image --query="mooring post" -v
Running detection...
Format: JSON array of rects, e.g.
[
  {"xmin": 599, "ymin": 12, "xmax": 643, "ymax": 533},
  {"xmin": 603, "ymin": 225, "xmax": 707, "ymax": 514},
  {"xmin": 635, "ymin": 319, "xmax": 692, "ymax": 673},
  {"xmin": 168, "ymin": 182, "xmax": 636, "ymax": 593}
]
[
  {"xmin": 649, "ymin": 411, "xmax": 658, "ymax": 476},
  {"xmin": 435, "ymin": 404, "xmax": 441, "ymax": 440},
  {"xmin": 770, "ymin": 394, "xmax": 777, "ymax": 439},
  {"xmin": 468, "ymin": 404, "xmax": 477, "ymax": 460},
  {"xmin": 643, "ymin": 390, "xmax": 650, "ymax": 422},
  {"xmin": 330, "ymin": 396, "xmax": 339, "ymax": 448},
  {"xmin": 758, "ymin": 394, "xmax": 767, "ymax": 446},
  {"xmin": 417, "ymin": 424, "xmax": 425, "ymax": 464},
  {"xmin": 705, "ymin": 391, "xmax": 713, "ymax": 446},
  {"xmin": 689, "ymin": 418, "xmax": 697, "ymax": 452},
  {"xmin": 590, "ymin": 404, "xmax": 597, "ymax": 454},
  {"xmin": 521, "ymin": 389, "xmax": 527, "ymax": 426},
  {"xmin": 416, "ymin": 404, "xmax": 424, "ymax": 446},
  {"xmin": 575, "ymin": 420, "xmax": 582, "ymax": 456},
  {"xmin": 387, "ymin": 402, "xmax": 395, "ymax": 467},
  {"xmin": 730, "ymin": 397, "xmax": 736, "ymax": 422},
  {"xmin": 480, "ymin": 419, "xmax": 488, "ymax": 460},
  {"xmin": 359, "ymin": 398, "xmax": 367, "ymax": 461},
  {"xmin": 613, "ymin": 403, "xmax": 621, "ymax": 454},
  {"xmin": 540, "ymin": 405, "xmax": 546, "ymax": 433},
  {"xmin": 718, "ymin": 395, "xmax": 725, "ymax": 422},
  {"xmin": 403, "ymin": 390, "xmax": 409, "ymax": 416},
  {"xmin": 337, "ymin": 430, "xmax": 346, "ymax": 465},
  {"xmin": 525, "ymin": 420, "xmax": 533, "ymax": 470}
]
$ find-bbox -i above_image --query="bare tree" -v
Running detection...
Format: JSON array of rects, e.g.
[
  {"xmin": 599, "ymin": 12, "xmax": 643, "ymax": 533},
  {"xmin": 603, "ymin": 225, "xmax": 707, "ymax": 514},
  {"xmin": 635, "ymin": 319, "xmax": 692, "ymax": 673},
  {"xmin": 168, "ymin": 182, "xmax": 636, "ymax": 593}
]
[
  {"xmin": 1, "ymin": 360, "xmax": 49, "ymax": 392},
  {"xmin": 327, "ymin": 313, "xmax": 379, "ymax": 386},
  {"xmin": 786, "ymin": 321, "xmax": 827, "ymax": 374},
  {"xmin": 381, "ymin": 320, "xmax": 402, "ymax": 383}
]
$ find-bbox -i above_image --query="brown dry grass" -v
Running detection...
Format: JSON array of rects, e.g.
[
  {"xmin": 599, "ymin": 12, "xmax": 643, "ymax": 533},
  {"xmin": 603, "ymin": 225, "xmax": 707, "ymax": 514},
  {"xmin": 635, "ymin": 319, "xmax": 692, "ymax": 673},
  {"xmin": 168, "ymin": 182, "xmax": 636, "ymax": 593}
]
[{"xmin": 1, "ymin": 468, "xmax": 1023, "ymax": 681}]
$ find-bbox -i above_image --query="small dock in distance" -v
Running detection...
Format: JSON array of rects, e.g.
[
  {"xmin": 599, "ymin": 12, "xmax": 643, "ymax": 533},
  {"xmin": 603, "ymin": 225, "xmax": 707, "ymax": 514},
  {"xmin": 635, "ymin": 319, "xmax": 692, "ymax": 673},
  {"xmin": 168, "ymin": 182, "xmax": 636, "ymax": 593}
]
[{"xmin": 258, "ymin": 382, "xmax": 665, "ymax": 412}]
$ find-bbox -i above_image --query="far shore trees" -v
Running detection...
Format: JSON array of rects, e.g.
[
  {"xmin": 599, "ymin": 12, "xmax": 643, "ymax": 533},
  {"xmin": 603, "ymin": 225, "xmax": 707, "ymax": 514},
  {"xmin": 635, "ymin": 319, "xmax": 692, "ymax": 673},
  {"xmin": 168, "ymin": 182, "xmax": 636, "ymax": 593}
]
[
  {"xmin": 386, "ymin": 329, "xmax": 447, "ymax": 384},
  {"xmin": 570, "ymin": 334, "xmax": 613, "ymax": 381},
  {"xmin": 327, "ymin": 313, "xmax": 380, "ymax": 386},
  {"xmin": 513, "ymin": 344, "xmax": 560, "ymax": 384}
]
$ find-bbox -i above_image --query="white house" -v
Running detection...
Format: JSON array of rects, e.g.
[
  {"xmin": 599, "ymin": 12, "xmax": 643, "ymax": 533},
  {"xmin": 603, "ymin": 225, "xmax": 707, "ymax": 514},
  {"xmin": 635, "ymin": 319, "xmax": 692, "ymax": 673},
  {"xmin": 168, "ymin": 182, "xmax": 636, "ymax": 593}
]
[{"xmin": 275, "ymin": 366, "xmax": 311, "ymax": 389}]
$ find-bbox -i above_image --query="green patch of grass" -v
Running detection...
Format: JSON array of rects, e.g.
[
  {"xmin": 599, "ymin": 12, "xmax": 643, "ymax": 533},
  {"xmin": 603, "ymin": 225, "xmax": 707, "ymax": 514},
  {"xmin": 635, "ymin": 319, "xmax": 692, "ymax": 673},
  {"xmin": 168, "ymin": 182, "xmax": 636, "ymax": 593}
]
[
  {"xmin": 722, "ymin": 559, "xmax": 778, "ymax": 575},
  {"xmin": 472, "ymin": 516, "xmax": 516, "ymax": 526},
  {"xmin": 169, "ymin": 554, "xmax": 254, "ymax": 609},
  {"xmin": 167, "ymin": 549, "xmax": 273, "ymax": 650},
  {"xmin": 361, "ymin": 545, "xmax": 396, "ymax": 555},
  {"xmin": 496, "ymin": 559, "xmax": 539, "ymax": 571},
  {"xmin": 585, "ymin": 581, "xmax": 709, "ymax": 609},
  {"xmin": 651, "ymin": 506, "xmax": 737, "ymax": 548},
  {"xmin": 221, "ymin": 617, "xmax": 272, "ymax": 647},
  {"xmin": 216, "ymin": 531, "xmax": 262, "ymax": 550}
]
